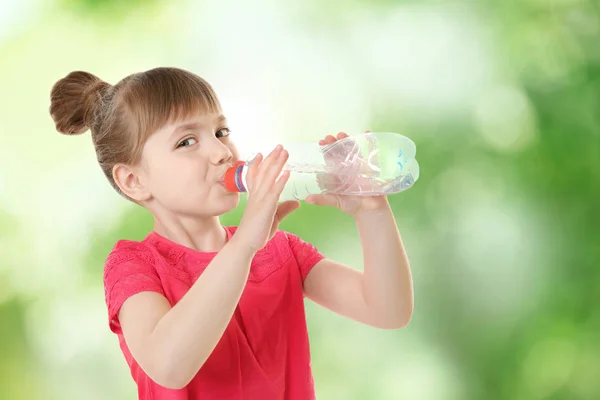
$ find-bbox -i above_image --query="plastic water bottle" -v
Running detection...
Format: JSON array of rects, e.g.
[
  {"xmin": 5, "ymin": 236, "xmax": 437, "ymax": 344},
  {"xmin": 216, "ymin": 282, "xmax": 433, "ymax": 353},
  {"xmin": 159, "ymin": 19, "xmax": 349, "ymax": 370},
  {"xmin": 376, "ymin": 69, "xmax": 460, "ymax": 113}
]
[{"xmin": 223, "ymin": 131, "xmax": 419, "ymax": 201}]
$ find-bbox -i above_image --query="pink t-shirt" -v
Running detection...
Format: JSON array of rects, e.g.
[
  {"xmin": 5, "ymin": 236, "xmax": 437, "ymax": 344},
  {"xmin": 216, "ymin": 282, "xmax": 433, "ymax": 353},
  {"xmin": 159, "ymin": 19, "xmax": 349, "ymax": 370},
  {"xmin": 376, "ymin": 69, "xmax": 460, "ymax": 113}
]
[{"xmin": 103, "ymin": 226, "xmax": 325, "ymax": 400}]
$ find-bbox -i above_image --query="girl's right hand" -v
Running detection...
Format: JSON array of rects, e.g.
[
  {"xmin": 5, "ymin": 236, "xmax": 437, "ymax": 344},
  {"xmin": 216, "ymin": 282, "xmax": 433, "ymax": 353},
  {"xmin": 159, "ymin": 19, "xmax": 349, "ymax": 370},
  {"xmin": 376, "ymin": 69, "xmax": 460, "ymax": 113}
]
[{"xmin": 233, "ymin": 145, "xmax": 300, "ymax": 253}]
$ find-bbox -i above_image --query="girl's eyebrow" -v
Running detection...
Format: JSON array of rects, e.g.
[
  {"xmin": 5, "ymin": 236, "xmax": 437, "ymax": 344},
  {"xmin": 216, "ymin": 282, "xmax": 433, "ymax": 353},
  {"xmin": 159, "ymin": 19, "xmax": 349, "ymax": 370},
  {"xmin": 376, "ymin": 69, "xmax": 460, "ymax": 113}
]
[
  {"xmin": 170, "ymin": 115, "xmax": 228, "ymax": 139},
  {"xmin": 172, "ymin": 122, "xmax": 201, "ymax": 136}
]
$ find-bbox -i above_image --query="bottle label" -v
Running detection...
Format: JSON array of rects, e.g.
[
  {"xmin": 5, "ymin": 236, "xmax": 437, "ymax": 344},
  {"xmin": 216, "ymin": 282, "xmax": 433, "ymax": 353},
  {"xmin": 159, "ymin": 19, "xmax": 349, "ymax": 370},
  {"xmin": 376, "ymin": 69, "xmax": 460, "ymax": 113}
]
[{"xmin": 234, "ymin": 164, "xmax": 247, "ymax": 192}]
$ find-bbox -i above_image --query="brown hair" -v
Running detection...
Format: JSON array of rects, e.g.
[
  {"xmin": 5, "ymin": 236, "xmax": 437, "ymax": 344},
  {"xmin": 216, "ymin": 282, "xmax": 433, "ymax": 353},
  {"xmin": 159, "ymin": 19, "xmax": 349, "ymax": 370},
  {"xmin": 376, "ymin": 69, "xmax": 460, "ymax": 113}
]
[{"xmin": 49, "ymin": 67, "xmax": 221, "ymax": 197}]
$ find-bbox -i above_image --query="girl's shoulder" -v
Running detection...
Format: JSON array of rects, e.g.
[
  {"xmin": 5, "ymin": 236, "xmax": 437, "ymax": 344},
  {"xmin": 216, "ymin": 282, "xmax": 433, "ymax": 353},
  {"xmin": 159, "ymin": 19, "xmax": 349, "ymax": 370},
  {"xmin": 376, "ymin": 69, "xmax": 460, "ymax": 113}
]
[{"xmin": 105, "ymin": 238, "xmax": 156, "ymax": 272}]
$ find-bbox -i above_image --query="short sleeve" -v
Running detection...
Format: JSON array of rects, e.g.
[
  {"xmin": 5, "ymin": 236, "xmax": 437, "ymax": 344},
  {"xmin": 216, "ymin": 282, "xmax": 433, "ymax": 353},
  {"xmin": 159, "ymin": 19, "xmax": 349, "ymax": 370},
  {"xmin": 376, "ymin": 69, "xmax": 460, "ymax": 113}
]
[
  {"xmin": 285, "ymin": 232, "xmax": 326, "ymax": 281},
  {"xmin": 103, "ymin": 241, "xmax": 165, "ymax": 334}
]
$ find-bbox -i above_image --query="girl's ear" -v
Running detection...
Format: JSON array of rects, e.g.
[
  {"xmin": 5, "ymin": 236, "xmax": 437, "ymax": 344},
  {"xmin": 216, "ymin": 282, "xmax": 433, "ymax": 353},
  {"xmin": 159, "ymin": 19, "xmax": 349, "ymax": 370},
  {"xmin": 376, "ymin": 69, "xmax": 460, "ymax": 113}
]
[{"xmin": 113, "ymin": 163, "xmax": 151, "ymax": 202}]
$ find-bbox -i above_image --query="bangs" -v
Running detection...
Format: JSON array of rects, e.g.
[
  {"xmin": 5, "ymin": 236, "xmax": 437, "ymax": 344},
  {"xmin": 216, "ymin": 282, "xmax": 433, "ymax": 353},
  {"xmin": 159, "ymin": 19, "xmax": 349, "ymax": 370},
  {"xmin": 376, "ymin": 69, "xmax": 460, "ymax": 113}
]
[{"xmin": 120, "ymin": 67, "xmax": 221, "ymax": 162}]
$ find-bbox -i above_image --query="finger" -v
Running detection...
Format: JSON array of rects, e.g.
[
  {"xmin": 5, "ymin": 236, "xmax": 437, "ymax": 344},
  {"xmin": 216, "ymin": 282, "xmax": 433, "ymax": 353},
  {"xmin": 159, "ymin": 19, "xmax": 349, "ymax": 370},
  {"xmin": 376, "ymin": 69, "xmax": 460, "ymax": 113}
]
[
  {"xmin": 305, "ymin": 194, "xmax": 340, "ymax": 208},
  {"xmin": 321, "ymin": 135, "xmax": 337, "ymax": 145},
  {"xmin": 319, "ymin": 136, "xmax": 331, "ymax": 145},
  {"xmin": 245, "ymin": 153, "xmax": 263, "ymax": 188},
  {"xmin": 272, "ymin": 169, "xmax": 291, "ymax": 194},
  {"xmin": 255, "ymin": 145, "xmax": 283, "ymax": 181},
  {"xmin": 336, "ymin": 132, "xmax": 349, "ymax": 140},
  {"xmin": 275, "ymin": 200, "xmax": 300, "ymax": 221},
  {"xmin": 262, "ymin": 145, "xmax": 282, "ymax": 166},
  {"xmin": 261, "ymin": 148, "xmax": 288, "ymax": 187},
  {"xmin": 249, "ymin": 152, "xmax": 263, "ymax": 168},
  {"xmin": 269, "ymin": 200, "xmax": 300, "ymax": 240}
]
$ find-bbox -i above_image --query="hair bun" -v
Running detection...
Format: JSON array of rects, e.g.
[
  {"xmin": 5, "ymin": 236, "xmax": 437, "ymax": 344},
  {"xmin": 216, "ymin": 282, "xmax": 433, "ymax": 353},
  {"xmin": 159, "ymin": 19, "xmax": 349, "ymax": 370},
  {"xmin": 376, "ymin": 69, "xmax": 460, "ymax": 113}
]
[{"xmin": 50, "ymin": 71, "xmax": 110, "ymax": 135}]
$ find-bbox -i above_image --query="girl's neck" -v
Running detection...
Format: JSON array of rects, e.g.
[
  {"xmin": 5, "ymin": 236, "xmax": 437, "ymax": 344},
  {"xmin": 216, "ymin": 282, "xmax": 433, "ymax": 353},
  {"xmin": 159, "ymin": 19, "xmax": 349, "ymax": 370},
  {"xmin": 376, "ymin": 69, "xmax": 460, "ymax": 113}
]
[{"xmin": 153, "ymin": 215, "xmax": 227, "ymax": 253}]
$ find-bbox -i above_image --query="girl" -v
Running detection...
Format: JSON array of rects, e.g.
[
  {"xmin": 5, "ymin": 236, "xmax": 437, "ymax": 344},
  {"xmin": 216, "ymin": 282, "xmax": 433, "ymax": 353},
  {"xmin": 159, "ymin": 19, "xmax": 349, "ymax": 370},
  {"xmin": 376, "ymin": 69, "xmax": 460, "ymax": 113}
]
[{"xmin": 49, "ymin": 67, "xmax": 413, "ymax": 399}]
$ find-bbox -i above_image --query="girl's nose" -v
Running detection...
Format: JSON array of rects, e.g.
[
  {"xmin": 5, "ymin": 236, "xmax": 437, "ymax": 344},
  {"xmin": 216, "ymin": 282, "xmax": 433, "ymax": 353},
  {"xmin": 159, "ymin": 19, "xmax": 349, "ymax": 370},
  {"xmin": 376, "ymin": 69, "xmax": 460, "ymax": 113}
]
[{"xmin": 208, "ymin": 138, "xmax": 233, "ymax": 165}]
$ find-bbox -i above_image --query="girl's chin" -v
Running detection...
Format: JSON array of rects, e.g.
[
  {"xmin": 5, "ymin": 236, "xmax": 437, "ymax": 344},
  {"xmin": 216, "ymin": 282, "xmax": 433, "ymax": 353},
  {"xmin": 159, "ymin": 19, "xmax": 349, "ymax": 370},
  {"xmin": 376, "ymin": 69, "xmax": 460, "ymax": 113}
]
[{"xmin": 215, "ymin": 192, "xmax": 240, "ymax": 210}]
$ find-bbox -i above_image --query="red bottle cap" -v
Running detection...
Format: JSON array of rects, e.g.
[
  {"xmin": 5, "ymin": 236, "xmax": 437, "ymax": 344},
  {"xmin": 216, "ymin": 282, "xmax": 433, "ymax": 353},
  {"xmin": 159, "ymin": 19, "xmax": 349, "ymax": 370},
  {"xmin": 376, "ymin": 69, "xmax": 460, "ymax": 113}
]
[{"xmin": 224, "ymin": 161, "xmax": 247, "ymax": 192}]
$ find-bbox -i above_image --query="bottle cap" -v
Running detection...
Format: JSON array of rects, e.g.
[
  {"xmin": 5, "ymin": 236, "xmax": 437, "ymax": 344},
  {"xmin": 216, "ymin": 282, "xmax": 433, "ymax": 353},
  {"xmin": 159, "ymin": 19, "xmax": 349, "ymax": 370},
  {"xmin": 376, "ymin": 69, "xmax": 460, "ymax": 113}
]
[{"xmin": 224, "ymin": 161, "xmax": 247, "ymax": 192}]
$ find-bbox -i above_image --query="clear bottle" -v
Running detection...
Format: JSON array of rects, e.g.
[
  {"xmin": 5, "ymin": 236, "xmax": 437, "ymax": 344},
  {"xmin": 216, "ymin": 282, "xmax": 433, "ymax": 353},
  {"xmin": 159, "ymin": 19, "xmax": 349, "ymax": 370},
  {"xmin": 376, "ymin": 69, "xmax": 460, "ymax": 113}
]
[{"xmin": 223, "ymin": 132, "xmax": 420, "ymax": 201}]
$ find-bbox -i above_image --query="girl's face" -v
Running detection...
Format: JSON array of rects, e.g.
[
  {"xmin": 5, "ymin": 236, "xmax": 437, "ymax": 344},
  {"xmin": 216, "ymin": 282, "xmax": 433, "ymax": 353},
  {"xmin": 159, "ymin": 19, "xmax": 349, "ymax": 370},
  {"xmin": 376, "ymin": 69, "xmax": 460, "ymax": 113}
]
[{"xmin": 139, "ymin": 112, "xmax": 241, "ymax": 218}]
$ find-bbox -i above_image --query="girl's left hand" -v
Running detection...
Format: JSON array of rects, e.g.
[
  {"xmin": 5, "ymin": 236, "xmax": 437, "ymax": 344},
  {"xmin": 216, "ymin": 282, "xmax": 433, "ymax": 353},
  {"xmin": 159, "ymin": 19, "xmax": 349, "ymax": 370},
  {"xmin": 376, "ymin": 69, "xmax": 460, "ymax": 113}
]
[{"xmin": 305, "ymin": 132, "xmax": 390, "ymax": 217}]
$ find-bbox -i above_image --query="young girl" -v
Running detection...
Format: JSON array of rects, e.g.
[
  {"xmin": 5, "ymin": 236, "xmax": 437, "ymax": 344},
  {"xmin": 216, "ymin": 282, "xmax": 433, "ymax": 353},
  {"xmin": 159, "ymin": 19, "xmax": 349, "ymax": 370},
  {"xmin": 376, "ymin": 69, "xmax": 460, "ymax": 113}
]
[{"xmin": 49, "ymin": 67, "xmax": 414, "ymax": 399}]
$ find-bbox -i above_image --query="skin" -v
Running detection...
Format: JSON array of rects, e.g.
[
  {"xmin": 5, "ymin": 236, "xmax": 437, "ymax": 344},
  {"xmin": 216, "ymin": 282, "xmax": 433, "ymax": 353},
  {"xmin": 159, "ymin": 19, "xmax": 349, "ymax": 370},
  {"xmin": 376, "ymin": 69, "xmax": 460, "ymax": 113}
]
[
  {"xmin": 304, "ymin": 132, "xmax": 413, "ymax": 330},
  {"xmin": 111, "ymin": 115, "xmax": 414, "ymax": 389}
]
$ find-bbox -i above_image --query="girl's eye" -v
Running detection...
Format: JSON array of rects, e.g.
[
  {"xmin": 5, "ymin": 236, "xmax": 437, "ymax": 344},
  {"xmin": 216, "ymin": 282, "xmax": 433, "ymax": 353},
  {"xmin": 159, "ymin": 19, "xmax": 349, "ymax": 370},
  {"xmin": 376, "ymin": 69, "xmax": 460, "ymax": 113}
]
[
  {"xmin": 216, "ymin": 128, "xmax": 230, "ymax": 138},
  {"xmin": 176, "ymin": 137, "xmax": 198, "ymax": 148}
]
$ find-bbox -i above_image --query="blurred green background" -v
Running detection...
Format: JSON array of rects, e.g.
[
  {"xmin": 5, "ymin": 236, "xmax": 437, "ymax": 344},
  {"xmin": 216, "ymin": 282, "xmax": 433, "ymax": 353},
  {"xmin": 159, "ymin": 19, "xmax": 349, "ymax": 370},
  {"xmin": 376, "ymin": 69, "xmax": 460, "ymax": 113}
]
[{"xmin": 1, "ymin": 0, "xmax": 599, "ymax": 399}]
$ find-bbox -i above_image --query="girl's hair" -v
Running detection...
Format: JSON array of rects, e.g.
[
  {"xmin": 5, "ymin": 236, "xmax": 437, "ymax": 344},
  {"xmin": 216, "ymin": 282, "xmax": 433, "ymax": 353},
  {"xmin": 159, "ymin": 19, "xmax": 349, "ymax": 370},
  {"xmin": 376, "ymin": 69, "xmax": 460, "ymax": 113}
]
[{"xmin": 49, "ymin": 67, "xmax": 221, "ymax": 197}]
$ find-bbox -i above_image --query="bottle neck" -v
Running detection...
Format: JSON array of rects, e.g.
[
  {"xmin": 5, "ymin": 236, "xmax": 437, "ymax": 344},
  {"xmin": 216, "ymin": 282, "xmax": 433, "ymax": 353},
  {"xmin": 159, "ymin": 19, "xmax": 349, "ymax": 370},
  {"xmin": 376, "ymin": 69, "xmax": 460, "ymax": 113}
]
[
  {"xmin": 223, "ymin": 161, "xmax": 248, "ymax": 192},
  {"xmin": 233, "ymin": 164, "xmax": 247, "ymax": 192}
]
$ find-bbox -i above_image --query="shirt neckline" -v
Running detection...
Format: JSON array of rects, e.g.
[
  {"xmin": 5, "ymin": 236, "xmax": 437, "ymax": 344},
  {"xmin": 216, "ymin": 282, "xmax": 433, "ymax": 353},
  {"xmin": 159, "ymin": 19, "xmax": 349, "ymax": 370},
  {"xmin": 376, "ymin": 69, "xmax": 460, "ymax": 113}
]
[{"xmin": 145, "ymin": 226, "xmax": 234, "ymax": 257}]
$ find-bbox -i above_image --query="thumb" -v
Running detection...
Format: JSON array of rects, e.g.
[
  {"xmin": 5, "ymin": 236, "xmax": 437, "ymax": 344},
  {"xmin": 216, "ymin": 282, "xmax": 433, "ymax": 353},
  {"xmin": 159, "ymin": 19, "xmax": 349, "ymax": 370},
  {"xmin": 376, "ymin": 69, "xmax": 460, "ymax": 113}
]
[
  {"xmin": 275, "ymin": 200, "xmax": 300, "ymax": 222},
  {"xmin": 305, "ymin": 194, "xmax": 340, "ymax": 208},
  {"xmin": 269, "ymin": 200, "xmax": 300, "ymax": 241}
]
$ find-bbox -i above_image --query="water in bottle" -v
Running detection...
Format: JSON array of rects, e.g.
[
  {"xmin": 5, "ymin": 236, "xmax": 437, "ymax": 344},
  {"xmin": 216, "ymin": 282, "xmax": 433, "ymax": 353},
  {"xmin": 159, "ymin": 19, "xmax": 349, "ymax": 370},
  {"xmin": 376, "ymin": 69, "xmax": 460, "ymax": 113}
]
[{"xmin": 223, "ymin": 131, "xmax": 419, "ymax": 201}]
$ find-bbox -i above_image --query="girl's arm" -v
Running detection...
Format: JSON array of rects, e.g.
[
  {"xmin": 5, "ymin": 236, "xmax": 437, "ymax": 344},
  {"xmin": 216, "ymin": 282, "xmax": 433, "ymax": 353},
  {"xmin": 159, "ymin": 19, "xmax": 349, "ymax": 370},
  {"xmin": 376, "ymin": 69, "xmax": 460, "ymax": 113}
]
[
  {"xmin": 303, "ymin": 201, "xmax": 414, "ymax": 329},
  {"xmin": 118, "ymin": 240, "xmax": 254, "ymax": 389},
  {"xmin": 117, "ymin": 146, "xmax": 298, "ymax": 389}
]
